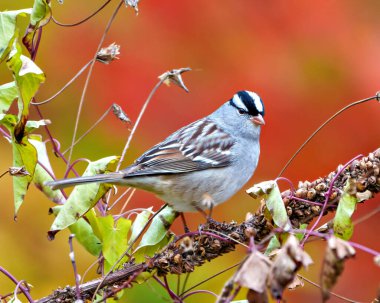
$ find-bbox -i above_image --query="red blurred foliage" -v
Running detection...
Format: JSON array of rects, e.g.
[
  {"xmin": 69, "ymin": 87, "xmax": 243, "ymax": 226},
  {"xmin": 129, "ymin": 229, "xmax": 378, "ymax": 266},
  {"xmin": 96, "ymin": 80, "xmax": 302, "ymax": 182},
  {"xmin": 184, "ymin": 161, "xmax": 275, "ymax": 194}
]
[{"xmin": 0, "ymin": 1, "xmax": 379, "ymax": 302}]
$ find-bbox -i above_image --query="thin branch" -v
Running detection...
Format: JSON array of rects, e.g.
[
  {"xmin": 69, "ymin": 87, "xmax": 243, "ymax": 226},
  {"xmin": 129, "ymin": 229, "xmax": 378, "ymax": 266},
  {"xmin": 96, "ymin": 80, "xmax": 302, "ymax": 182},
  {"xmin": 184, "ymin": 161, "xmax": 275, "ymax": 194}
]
[
  {"xmin": 278, "ymin": 95, "xmax": 378, "ymax": 177},
  {"xmin": 116, "ymin": 78, "xmax": 165, "ymax": 171},
  {"xmin": 31, "ymin": 60, "xmax": 93, "ymax": 106},
  {"xmin": 51, "ymin": 0, "xmax": 113, "ymax": 27},
  {"xmin": 66, "ymin": 0, "xmax": 124, "ymax": 172}
]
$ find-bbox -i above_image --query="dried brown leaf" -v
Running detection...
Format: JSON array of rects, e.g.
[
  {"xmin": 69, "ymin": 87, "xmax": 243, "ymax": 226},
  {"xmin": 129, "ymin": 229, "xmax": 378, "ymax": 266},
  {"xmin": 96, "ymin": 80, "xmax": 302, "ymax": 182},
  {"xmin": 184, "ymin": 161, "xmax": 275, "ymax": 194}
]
[
  {"xmin": 234, "ymin": 251, "xmax": 272, "ymax": 293},
  {"xmin": 268, "ymin": 235, "xmax": 313, "ymax": 299},
  {"xmin": 288, "ymin": 275, "xmax": 304, "ymax": 290},
  {"xmin": 321, "ymin": 236, "xmax": 356, "ymax": 302}
]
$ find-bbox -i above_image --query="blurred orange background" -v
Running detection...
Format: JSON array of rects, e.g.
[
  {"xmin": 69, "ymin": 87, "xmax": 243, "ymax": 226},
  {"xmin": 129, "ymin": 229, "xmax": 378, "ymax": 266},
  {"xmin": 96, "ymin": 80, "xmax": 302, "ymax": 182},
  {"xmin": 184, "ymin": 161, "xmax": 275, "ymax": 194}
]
[{"xmin": 1, "ymin": 1, "xmax": 379, "ymax": 302}]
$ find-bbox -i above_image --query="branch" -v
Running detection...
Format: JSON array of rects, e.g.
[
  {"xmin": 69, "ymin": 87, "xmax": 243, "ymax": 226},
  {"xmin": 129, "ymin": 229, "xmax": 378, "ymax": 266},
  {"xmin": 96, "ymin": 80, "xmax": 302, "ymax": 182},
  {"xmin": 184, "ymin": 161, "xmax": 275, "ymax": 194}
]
[{"xmin": 36, "ymin": 148, "xmax": 380, "ymax": 302}]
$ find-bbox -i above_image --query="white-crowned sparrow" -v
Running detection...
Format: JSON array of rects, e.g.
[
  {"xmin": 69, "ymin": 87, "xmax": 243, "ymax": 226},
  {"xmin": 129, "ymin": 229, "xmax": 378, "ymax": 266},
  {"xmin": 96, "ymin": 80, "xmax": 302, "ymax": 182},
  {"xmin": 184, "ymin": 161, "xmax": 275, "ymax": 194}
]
[{"xmin": 47, "ymin": 91, "xmax": 265, "ymax": 212}]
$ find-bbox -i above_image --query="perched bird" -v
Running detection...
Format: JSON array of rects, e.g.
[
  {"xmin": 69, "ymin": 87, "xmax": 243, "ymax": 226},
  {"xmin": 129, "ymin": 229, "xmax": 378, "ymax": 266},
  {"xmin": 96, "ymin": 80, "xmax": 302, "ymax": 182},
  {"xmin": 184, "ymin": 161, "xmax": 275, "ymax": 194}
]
[{"xmin": 47, "ymin": 91, "xmax": 265, "ymax": 212}]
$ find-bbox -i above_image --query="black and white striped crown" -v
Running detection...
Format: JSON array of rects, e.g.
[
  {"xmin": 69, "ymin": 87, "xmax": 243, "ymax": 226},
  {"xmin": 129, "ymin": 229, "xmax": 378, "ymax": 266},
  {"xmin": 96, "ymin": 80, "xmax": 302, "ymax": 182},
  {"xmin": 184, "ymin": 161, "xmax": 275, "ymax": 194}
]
[{"xmin": 229, "ymin": 90, "xmax": 265, "ymax": 117}]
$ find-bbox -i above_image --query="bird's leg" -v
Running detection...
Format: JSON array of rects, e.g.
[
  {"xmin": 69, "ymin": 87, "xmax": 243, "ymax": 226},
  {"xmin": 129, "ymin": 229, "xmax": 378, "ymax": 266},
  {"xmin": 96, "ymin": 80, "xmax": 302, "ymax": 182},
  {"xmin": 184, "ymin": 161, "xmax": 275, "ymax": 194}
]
[
  {"xmin": 179, "ymin": 212, "xmax": 190, "ymax": 233},
  {"xmin": 201, "ymin": 192, "xmax": 215, "ymax": 220}
]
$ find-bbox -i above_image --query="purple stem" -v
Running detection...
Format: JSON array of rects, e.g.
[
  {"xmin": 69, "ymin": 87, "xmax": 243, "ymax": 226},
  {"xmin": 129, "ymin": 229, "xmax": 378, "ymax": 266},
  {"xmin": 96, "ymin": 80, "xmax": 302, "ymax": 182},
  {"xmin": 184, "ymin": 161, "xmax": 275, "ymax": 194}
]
[
  {"xmin": 68, "ymin": 235, "xmax": 82, "ymax": 301},
  {"xmin": 0, "ymin": 266, "xmax": 34, "ymax": 303},
  {"xmin": 181, "ymin": 290, "xmax": 218, "ymax": 300},
  {"xmin": 153, "ymin": 275, "xmax": 182, "ymax": 302},
  {"xmin": 300, "ymin": 154, "xmax": 363, "ymax": 247}
]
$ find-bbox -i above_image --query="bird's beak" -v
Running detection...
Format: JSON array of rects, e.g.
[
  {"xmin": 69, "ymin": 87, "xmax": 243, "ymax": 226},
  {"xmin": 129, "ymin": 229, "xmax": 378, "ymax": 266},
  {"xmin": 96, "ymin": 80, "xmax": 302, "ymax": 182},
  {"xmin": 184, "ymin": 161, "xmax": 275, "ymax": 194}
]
[{"xmin": 251, "ymin": 114, "xmax": 265, "ymax": 126}]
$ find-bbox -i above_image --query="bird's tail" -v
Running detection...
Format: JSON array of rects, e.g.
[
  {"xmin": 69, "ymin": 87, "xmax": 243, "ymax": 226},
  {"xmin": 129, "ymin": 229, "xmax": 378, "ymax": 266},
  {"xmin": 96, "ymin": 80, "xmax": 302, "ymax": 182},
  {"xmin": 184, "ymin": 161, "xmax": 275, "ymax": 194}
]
[{"xmin": 46, "ymin": 173, "xmax": 124, "ymax": 190}]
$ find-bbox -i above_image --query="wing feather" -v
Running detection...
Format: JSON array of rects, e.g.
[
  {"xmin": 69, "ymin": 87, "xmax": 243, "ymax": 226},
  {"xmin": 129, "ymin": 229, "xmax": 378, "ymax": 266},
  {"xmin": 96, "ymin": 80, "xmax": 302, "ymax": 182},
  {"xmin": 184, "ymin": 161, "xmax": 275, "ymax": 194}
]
[{"xmin": 121, "ymin": 118, "xmax": 235, "ymax": 177}]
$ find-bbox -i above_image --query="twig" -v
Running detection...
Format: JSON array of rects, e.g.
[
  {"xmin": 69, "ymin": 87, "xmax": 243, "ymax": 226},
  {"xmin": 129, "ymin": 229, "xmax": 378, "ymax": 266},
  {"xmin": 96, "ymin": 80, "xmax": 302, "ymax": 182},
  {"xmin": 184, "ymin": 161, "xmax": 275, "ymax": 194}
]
[
  {"xmin": 32, "ymin": 60, "xmax": 93, "ymax": 106},
  {"xmin": 52, "ymin": 0, "xmax": 113, "ymax": 27},
  {"xmin": 66, "ymin": 0, "xmax": 124, "ymax": 173},
  {"xmin": 116, "ymin": 78, "xmax": 165, "ymax": 171},
  {"xmin": 278, "ymin": 95, "xmax": 377, "ymax": 177}
]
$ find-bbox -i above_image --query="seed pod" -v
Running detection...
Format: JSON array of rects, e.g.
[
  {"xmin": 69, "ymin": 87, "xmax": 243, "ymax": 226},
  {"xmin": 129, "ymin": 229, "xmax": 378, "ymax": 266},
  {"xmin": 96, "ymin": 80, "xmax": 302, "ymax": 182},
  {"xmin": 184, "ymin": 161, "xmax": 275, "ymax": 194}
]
[
  {"xmin": 329, "ymin": 191, "xmax": 338, "ymax": 201},
  {"xmin": 295, "ymin": 209, "xmax": 304, "ymax": 217},
  {"xmin": 244, "ymin": 227, "xmax": 256, "ymax": 238},
  {"xmin": 173, "ymin": 254, "xmax": 182, "ymax": 264},
  {"xmin": 311, "ymin": 205, "xmax": 321, "ymax": 214},
  {"xmin": 368, "ymin": 152, "xmax": 375, "ymax": 162},
  {"xmin": 315, "ymin": 183, "xmax": 327, "ymax": 192},
  {"xmin": 307, "ymin": 188, "xmax": 316, "ymax": 200},
  {"xmin": 356, "ymin": 178, "xmax": 367, "ymax": 191},
  {"xmin": 373, "ymin": 165, "xmax": 379, "ymax": 176},
  {"xmin": 359, "ymin": 160, "xmax": 367, "ymax": 170},
  {"xmin": 295, "ymin": 188, "xmax": 307, "ymax": 198},
  {"xmin": 368, "ymin": 176, "xmax": 376, "ymax": 185},
  {"xmin": 286, "ymin": 206, "xmax": 293, "ymax": 216}
]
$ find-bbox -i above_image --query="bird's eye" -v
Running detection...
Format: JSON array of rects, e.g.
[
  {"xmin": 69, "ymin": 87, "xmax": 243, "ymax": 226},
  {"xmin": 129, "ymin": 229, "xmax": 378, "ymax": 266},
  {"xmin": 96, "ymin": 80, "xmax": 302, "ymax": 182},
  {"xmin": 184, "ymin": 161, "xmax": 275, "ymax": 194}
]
[{"xmin": 238, "ymin": 109, "xmax": 246, "ymax": 115}]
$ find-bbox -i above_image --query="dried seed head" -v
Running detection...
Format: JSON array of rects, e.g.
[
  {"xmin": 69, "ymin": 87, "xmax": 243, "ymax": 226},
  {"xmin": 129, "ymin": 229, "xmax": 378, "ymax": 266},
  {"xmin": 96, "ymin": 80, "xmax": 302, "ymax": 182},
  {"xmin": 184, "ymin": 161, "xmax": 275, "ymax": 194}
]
[
  {"xmin": 329, "ymin": 191, "xmax": 338, "ymax": 201},
  {"xmin": 356, "ymin": 178, "xmax": 368, "ymax": 192},
  {"xmin": 315, "ymin": 183, "xmax": 327, "ymax": 192},
  {"xmin": 173, "ymin": 254, "xmax": 182, "ymax": 264},
  {"xmin": 368, "ymin": 176, "xmax": 377, "ymax": 185},
  {"xmin": 374, "ymin": 148, "xmax": 380, "ymax": 158},
  {"xmin": 311, "ymin": 205, "xmax": 321, "ymax": 214},
  {"xmin": 307, "ymin": 188, "xmax": 316, "ymax": 200},
  {"xmin": 373, "ymin": 165, "xmax": 379, "ymax": 176},
  {"xmin": 286, "ymin": 206, "xmax": 293, "ymax": 216},
  {"xmin": 295, "ymin": 188, "xmax": 307, "ymax": 199},
  {"xmin": 244, "ymin": 227, "xmax": 256, "ymax": 238}
]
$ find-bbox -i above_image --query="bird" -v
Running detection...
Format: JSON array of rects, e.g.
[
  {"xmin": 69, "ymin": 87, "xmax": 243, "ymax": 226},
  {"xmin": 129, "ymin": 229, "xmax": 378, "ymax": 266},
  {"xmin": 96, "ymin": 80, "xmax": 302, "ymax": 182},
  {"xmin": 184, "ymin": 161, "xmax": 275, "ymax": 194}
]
[{"xmin": 47, "ymin": 90, "xmax": 265, "ymax": 213}]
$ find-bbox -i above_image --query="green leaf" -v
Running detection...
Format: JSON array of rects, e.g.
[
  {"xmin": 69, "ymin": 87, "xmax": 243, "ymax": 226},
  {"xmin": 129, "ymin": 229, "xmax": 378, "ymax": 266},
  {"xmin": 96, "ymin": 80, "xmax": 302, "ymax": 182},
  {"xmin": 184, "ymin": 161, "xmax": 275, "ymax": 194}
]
[
  {"xmin": 247, "ymin": 180, "xmax": 292, "ymax": 231},
  {"xmin": 0, "ymin": 9, "xmax": 31, "ymax": 62},
  {"xmin": 50, "ymin": 206, "xmax": 102, "ymax": 256},
  {"xmin": 23, "ymin": 0, "xmax": 51, "ymax": 54},
  {"xmin": 128, "ymin": 207, "xmax": 153, "ymax": 246},
  {"xmin": 264, "ymin": 235, "xmax": 281, "ymax": 256},
  {"xmin": 48, "ymin": 156, "xmax": 119, "ymax": 239},
  {"xmin": 29, "ymin": 135, "xmax": 65, "ymax": 204},
  {"xmin": 12, "ymin": 136, "xmax": 37, "ymax": 217},
  {"xmin": 0, "ymin": 82, "xmax": 18, "ymax": 113},
  {"xmin": 0, "ymin": 113, "xmax": 17, "ymax": 130},
  {"xmin": 25, "ymin": 119, "xmax": 50, "ymax": 133},
  {"xmin": 134, "ymin": 206, "xmax": 177, "ymax": 262},
  {"xmin": 7, "ymin": 42, "xmax": 45, "ymax": 141},
  {"xmin": 97, "ymin": 215, "xmax": 131, "ymax": 272},
  {"xmin": 333, "ymin": 178, "xmax": 358, "ymax": 240}
]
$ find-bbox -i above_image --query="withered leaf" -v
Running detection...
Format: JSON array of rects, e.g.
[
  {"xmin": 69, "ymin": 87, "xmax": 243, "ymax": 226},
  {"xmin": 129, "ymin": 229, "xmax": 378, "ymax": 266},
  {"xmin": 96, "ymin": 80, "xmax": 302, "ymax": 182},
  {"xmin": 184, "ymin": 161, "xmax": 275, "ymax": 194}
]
[
  {"xmin": 288, "ymin": 275, "xmax": 304, "ymax": 290},
  {"xmin": 234, "ymin": 251, "xmax": 272, "ymax": 293},
  {"xmin": 268, "ymin": 235, "xmax": 313, "ymax": 299},
  {"xmin": 321, "ymin": 236, "xmax": 356, "ymax": 302}
]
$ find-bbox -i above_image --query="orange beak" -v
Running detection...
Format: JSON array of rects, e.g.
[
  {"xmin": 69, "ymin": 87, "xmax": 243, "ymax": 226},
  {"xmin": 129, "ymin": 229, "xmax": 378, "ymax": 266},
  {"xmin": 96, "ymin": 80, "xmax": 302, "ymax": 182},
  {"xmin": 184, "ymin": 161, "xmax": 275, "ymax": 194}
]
[{"xmin": 251, "ymin": 114, "xmax": 265, "ymax": 126}]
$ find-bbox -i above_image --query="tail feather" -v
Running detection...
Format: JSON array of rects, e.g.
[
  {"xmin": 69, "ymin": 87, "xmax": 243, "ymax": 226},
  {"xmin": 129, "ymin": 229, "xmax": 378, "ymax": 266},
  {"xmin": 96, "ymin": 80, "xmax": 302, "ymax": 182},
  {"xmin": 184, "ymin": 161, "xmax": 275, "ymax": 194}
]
[{"xmin": 46, "ymin": 173, "xmax": 124, "ymax": 190}]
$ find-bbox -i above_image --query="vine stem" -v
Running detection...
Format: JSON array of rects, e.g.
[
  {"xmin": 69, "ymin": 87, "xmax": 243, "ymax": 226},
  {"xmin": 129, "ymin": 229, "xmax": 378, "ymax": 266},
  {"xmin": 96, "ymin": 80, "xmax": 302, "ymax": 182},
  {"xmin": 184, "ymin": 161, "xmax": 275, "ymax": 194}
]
[
  {"xmin": 300, "ymin": 154, "xmax": 363, "ymax": 247},
  {"xmin": 116, "ymin": 78, "xmax": 165, "ymax": 171},
  {"xmin": 66, "ymin": 0, "xmax": 124, "ymax": 173},
  {"xmin": 0, "ymin": 266, "xmax": 34, "ymax": 303},
  {"xmin": 51, "ymin": 0, "xmax": 112, "ymax": 27},
  {"xmin": 277, "ymin": 95, "xmax": 377, "ymax": 177}
]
